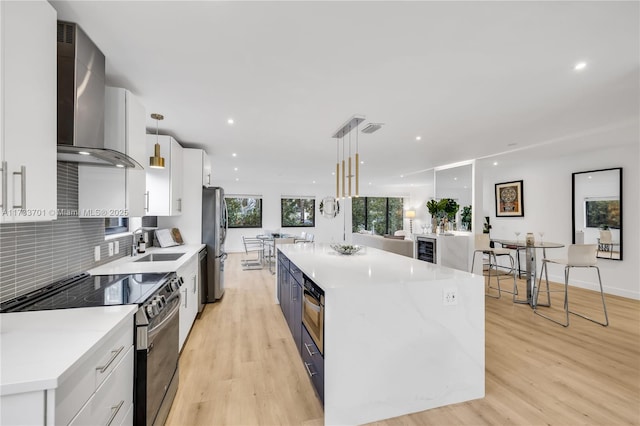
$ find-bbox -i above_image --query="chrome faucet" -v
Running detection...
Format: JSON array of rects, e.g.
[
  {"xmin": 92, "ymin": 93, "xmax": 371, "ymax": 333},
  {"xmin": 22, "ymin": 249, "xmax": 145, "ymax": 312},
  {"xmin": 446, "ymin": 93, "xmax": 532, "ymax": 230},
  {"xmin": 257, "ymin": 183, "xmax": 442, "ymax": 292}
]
[{"xmin": 131, "ymin": 227, "xmax": 157, "ymax": 256}]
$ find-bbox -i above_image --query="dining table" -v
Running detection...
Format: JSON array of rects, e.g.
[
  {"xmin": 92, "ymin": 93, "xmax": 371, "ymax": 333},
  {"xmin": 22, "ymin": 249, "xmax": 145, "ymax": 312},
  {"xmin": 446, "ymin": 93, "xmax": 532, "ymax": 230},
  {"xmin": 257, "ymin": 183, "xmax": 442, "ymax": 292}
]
[{"xmin": 492, "ymin": 239, "xmax": 565, "ymax": 307}]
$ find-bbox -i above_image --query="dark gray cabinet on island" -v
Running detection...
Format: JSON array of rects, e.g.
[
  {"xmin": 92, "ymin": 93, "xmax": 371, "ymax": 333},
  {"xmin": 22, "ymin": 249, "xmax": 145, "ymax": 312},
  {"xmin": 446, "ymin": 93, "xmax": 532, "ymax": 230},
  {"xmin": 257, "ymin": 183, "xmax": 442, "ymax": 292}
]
[{"xmin": 277, "ymin": 250, "xmax": 323, "ymax": 403}]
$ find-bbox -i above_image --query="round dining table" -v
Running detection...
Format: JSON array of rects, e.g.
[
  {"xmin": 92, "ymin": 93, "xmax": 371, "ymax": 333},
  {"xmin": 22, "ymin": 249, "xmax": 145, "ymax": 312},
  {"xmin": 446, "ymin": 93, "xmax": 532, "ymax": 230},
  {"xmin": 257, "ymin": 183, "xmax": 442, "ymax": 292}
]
[{"xmin": 492, "ymin": 239, "xmax": 565, "ymax": 307}]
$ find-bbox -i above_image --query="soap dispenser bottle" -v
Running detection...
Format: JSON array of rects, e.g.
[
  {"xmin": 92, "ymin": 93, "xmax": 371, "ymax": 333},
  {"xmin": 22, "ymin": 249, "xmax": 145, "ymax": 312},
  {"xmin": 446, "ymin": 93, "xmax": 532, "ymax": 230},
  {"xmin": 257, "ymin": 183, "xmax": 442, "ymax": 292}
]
[{"xmin": 137, "ymin": 235, "xmax": 146, "ymax": 254}]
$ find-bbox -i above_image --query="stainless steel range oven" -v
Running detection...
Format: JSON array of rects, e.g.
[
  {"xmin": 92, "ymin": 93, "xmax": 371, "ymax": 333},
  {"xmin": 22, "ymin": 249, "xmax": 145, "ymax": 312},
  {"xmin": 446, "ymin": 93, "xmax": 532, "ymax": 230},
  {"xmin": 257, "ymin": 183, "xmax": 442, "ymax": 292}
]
[{"xmin": 0, "ymin": 271, "xmax": 182, "ymax": 426}]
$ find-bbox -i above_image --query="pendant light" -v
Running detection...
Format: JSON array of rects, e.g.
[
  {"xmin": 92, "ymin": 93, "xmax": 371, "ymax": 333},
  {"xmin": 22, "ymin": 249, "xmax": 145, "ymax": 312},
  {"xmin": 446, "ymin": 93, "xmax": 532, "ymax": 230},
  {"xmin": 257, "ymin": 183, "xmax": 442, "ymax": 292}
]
[
  {"xmin": 149, "ymin": 113, "xmax": 165, "ymax": 169},
  {"xmin": 331, "ymin": 115, "xmax": 365, "ymax": 199}
]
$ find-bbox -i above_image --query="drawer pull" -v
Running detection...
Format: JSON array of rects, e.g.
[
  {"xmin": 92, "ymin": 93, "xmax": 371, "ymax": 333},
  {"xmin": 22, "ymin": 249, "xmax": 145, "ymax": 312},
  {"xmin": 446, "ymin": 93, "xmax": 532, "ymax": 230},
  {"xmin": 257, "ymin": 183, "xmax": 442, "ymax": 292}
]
[
  {"xmin": 304, "ymin": 342, "xmax": 318, "ymax": 356},
  {"xmin": 304, "ymin": 362, "xmax": 317, "ymax": 377},
  {"xmin": 96, "ymin": 346, "xmax": 124, "ymax": 373},
  {"xmin": 106, "ymin": 400, "xmax": 125, "ymax": 426}
]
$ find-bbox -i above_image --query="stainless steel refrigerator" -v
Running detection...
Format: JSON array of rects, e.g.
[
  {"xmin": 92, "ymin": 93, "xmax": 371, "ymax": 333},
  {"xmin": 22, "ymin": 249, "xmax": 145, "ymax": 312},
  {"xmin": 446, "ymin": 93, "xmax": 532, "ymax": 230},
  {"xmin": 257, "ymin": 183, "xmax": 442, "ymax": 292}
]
[{"xmin": 202, "ymin": 187, "xmax": 228, "ymax": 302}]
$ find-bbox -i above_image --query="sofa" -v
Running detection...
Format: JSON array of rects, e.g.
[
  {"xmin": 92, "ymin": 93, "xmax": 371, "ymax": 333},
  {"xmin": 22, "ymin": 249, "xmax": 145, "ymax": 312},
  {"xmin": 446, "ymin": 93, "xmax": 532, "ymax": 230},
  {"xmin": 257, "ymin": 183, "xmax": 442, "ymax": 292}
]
[{"xmin": 352, "ymin": 232, "xmax": 414, "ymax": 258}]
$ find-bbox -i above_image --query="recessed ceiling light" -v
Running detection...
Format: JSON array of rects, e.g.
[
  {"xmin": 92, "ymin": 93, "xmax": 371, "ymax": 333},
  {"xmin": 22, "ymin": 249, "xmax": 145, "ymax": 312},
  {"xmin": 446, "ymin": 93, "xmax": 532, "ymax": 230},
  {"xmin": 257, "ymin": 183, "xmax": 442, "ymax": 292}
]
[
  {"xmin": 312, "ymin": 180, "xmax": 316, "ymax": 184},
  {"xmin": 400, "ymin": 175, "xmax": 404, "ymax": 178},
  {"xmin": 454, "ymin": 177, "xmax": 458, "ymax": 181},
  {"xmin": 235, "ymin": 177, "xmax": 239, "ymax": 181},
  {"xmin": 79, "ymin": 151, "xmax": 90, "ymax": 155},
  {"xmin": 415, "ymin": 136, "xmax": 421, "ymax": 141},
  {"xmin": 368, "ymin": 182, "xmax": 372, "ymax": 185},
  {"xmin": 234, "ymin": 167, "xmax": 238, "ymax": 171},
  {"xmin": 227, "ymin": 118, "xmax": 234, "ymax": 125},
  {"xmin": 232, "ymin": 153, "xmax": 237, "ymax": 157},
  {"xmin": 360, "ymin": 161, "xmax": 364, "ymax": 165},
  {"xmin": 331, "ymin": 171, "xmax": 335, "ymax": 175},
  {"xmin": 588, "ymin": 175, "xmax": 592, "ymax": 179},
  {"xmin": 574, "ymin": 62, "xmax": 587, "ymax": 71},
  {"xmin": 115, "ymin": 164, "xmax": 124, "ymax": 168},
  {"xmin": 493, "ymin": 161, "xmax": 498, "ymax": 166}
]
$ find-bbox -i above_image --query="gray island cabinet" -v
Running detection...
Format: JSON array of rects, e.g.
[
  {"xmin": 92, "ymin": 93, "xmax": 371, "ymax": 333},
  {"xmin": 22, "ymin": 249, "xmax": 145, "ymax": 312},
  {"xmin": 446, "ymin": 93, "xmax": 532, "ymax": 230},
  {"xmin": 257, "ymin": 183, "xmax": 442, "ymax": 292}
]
[{"xmin": 277, "ymin": 243, "xmax": 485, "ymax": 426}]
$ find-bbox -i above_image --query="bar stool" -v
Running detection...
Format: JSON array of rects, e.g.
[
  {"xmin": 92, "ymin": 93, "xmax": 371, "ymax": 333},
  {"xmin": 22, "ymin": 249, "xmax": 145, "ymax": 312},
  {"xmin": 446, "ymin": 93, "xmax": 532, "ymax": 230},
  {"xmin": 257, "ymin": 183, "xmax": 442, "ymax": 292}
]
[
  {"xmin": 471, "ymin": 234, "xmax": 517, "ymax": 300},
  {"xmin": 534, "ymin": 244, "xmax": 609, "ymax": 327}
]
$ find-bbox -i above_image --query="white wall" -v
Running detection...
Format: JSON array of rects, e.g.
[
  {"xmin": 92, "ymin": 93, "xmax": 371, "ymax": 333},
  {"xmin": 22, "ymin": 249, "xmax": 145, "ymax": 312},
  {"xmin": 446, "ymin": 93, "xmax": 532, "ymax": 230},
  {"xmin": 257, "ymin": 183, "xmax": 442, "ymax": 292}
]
[
  {"xmin": 216, "ymin": 180, "xmax": 345, "ymax": 253},
  {"xmin": 478, "ymin": 143, "xmax": 639, "ymax": 299}
]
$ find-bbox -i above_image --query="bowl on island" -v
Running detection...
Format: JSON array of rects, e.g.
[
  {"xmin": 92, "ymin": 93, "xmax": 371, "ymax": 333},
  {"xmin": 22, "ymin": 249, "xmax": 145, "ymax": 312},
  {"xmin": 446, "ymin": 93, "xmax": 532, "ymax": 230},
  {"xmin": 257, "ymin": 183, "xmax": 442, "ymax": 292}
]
[{"xmin": 330, "ymin": 244, "xmax": 363, "ymax": 255}]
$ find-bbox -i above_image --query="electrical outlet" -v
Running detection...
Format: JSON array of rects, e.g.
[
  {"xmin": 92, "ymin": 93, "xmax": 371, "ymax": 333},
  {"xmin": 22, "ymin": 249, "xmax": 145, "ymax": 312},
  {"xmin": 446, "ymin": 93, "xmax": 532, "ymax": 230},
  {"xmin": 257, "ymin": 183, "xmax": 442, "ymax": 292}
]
[
  {"xmin": 108, "ymin": 242, "xmax": 114, "ymax": 257},
  {"xmin": 443, "ymin": 288, "xmax": 458, "ymax": 305},
  {"xmin": 94, "ymin": 246, "xmax": 101, "ymax": 262},
  {"xmin": 114, "ymin": 241, "xmax": 120, "ymax": 254}
]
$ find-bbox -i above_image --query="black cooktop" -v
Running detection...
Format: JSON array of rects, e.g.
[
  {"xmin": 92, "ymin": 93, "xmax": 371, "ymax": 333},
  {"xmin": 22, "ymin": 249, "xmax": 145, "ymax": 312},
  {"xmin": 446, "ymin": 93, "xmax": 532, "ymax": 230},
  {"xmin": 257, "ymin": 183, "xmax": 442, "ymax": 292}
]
[{"xmin": 0, "ymin": 272, "xmax": 173, "ymax": 313}]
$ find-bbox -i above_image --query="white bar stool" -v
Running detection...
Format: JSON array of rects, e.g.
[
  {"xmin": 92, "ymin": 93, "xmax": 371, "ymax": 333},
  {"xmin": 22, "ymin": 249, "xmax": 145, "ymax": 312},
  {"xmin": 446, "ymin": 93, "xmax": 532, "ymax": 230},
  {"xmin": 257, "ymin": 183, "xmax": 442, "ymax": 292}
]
[
  {"xmin": 471, "ymin": 234, "xmax": 517, "ymax": 300},
  {"xmin": 534, "ymin": 244, "xmax": 609, "ymax": 327}
]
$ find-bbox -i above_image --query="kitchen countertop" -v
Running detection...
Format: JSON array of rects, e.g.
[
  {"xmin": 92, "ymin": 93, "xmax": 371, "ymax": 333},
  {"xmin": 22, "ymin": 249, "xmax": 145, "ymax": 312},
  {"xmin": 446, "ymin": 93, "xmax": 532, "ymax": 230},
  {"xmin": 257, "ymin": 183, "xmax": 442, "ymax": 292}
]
[
  {"xmin": 278, "ymin": 243, "xmax": 474, "ymax": 290},
  {"xmin": 88, "ymin": 244, "xmax": 205, "ymax": 275},
  {"xmin": 0, "ymin": 305, "xmax": 138, "ymax": 396}
]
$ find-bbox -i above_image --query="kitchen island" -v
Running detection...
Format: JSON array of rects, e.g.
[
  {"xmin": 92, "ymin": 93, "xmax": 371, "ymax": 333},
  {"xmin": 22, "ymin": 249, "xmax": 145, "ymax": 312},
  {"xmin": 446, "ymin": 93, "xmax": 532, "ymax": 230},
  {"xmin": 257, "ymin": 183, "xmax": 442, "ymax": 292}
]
[{"xmin": 278, "ymin": 243, "xmax": 484, "ymax": 426}]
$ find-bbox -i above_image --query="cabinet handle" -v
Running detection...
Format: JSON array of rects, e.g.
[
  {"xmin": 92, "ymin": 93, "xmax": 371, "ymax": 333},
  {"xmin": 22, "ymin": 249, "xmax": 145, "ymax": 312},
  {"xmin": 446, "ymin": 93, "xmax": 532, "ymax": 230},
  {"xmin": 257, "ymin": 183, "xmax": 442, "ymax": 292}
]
[
  {"xmin": 183, "ymin": 288, "xmax": 188, "ymax": 308},
  {"xmin": 177, "ymin": 198, "xmax": 182, "ymax": 212},
  {"xmin": 96, "ymin": 346, "xmax": 124, "ymax": 373},
  {"xmin": 144, "ymin": 191, "xmax": 150, "ymax": 212},
  {"xmin": 304, "ymin": 342, "xmax": 318, "ymax": 356},
  {"xmin": 12, "ymin": 165, "xmax": 26, "ymax": 209},
  {"xmin": 0, "ymin": 161, "xmax": 7, "ymax": 211},
  {"xmin": 207, "ymin": 173, "xmax": 211, "ymax": 185},
  {"xmin": 193, "ymin": 275, "xmax": 196, "ymax": 293},
  {"xmin": 106, "ymin": 400, "xmax": 125, "ymax": 426},
  {"xmin": 303, "ymin": 362, "xmax": 318, "ymax": 377}
]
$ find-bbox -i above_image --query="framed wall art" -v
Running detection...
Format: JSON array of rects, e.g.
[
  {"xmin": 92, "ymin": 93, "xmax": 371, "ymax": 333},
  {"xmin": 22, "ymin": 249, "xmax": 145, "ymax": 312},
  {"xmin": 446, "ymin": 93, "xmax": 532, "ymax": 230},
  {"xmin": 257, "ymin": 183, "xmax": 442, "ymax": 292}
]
[{"xmin": 495, "ymin": 180, "xmax": 524, "ymax": 217}]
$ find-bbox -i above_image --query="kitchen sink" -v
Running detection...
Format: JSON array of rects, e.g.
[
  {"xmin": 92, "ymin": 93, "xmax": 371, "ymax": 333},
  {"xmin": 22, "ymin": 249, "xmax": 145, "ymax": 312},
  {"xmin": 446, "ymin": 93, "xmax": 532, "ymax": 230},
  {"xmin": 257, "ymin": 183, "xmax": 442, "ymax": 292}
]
[{"xmin": 134, "ymin": 253, "xmax": 185, "ymax": 262}]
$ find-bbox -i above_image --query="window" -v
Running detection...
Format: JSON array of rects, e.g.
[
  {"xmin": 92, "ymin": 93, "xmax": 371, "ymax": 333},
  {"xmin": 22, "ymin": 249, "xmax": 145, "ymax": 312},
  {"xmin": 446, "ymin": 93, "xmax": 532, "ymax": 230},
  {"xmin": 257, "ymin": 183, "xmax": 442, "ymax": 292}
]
[
  {"xmin": 105, "ymin": 217, "xmax": 128, "ymax": 235},
  {"xmin": 352, "ymin": 197, "xmax": 404, "ymax": 235},
  {"xmin": 281, "ymin": 198, "xmax": 315, "ymax": 227},
  {"xmin": 226, "ymin": 196, "xmax": 263, "ymax": 228}
]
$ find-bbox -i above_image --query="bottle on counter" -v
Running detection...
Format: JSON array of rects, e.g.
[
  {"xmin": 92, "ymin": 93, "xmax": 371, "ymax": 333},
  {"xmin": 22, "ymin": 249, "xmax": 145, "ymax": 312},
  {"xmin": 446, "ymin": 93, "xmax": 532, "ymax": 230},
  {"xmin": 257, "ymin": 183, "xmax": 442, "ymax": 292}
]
[{"xmin": 137, "ymin": 235, "xmax": 146, "ymax": 253}]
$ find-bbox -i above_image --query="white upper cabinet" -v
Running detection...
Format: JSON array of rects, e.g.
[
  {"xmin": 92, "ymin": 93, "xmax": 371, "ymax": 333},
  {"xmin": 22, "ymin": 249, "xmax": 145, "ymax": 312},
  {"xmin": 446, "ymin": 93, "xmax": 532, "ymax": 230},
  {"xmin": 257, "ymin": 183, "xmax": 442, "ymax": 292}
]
[
  {"xmin": 0, "ymin": 0, "xmax": 57, "ymax": 222},
  {"xmin": 202, "ymin": 150, "xmax": 212, "ymax": 187},
  {"xmin": 79, "ymin": 87, "xmax": 147, "ymax": 217},
  {"xmin": 146, "ymin": 135, "xmax": 183, "ymax": 216}
]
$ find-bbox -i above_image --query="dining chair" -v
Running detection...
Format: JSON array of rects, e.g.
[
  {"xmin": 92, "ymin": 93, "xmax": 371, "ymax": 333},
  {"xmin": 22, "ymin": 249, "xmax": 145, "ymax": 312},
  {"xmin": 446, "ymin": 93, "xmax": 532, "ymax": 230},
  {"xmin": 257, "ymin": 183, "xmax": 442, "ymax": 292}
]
[
  {"xmin": 241, "ymin": 236, "xmax": 264, "ymax": 270},
  {"xmin": 534, "ymin": 244, "xmax": 609, "ymax": 327},
  {"xmin": 598, "ymin": 230, "xmax": 614, "ymax": 258},
  {"xmin": 470, "ymin": 234, "xmax": 517, "ymax": 300}
]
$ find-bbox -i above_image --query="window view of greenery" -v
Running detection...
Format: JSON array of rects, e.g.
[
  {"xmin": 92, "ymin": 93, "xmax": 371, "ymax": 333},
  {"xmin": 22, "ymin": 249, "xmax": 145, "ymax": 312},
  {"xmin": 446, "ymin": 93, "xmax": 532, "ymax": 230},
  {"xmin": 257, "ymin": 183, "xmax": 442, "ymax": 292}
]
[
  {"xmin": 586, "ymin": 200, "xmax": 620, "ymax": 229},
  {"xmin": 226, "ymin": 197, "xmax": 262, "ymax": 228},
  {"xmin": 281, "ymin": 198, "xmax": 315, "ymax": 227},
  {"xmin": 352, "ymin": 197, "xmax": 404, "ymax": 235}
]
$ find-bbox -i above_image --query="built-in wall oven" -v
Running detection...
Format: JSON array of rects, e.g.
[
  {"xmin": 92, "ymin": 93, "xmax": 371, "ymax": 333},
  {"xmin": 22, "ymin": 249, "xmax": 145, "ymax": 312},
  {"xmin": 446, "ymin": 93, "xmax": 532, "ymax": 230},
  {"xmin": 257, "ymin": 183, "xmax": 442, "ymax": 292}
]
[
  {"xmin": 302, "ymin": 277, "xmax": 325, "ymax": 354},
  {"xmin": 0, "ymin": 271, "xmax": 182, "ymax": 426}
]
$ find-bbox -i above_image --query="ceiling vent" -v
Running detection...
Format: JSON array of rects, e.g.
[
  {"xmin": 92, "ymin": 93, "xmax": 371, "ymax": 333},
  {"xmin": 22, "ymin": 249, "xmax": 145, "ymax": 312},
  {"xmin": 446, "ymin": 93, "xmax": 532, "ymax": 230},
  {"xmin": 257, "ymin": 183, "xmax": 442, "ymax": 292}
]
[{"xmin": 361, "ymin": 123, "xmax": 384, "ymax": 134}]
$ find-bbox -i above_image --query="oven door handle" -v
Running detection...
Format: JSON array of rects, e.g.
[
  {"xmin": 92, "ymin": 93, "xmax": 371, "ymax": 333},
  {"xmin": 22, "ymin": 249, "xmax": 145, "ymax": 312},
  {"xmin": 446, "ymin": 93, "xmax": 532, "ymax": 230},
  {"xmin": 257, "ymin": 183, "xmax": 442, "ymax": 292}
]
[
  {"xmin": 148, "ymin": 297, "xmax": 180, "ymax": 341},
  {"xmin": 303, "ymin": 293, "xmax": 321, "ymax": 312}
]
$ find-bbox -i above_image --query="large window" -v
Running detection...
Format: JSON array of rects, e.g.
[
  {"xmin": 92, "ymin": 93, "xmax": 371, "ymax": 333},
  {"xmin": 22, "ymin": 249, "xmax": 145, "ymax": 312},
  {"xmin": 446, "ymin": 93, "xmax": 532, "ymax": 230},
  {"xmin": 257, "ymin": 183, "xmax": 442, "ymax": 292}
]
[
  {"xmin": 226, "ymin": 196, "xmax": 262, "ymax": 228},
  {"xmin": 281, "ymin": 198, "xmax": 315, "ymax": 227},
  {"xmin": 352, "ymin": 197, "xmax": 404, "ymax": 235}
]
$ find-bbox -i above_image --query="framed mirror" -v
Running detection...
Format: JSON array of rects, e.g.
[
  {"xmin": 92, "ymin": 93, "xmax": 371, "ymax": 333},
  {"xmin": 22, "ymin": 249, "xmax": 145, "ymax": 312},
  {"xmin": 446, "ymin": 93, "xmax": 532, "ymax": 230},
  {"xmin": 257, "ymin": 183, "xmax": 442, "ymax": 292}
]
[{"xmin": 572, "ymin": 167, "xmax": 622, "ymax": 260}]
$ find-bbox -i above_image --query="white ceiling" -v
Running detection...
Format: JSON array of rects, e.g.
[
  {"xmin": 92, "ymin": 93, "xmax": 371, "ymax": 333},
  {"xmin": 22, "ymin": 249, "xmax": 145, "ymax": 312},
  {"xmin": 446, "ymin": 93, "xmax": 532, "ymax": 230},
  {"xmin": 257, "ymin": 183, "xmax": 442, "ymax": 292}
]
[{"xmin": 50, "ymin": 1, "xmax": 639, "ymax": 188}]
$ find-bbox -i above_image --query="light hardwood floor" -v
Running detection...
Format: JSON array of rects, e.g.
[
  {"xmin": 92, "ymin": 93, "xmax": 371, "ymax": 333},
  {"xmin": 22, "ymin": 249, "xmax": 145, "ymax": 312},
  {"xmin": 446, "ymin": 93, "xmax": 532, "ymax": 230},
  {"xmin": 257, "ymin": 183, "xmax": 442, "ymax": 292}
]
[{"xmin": 166, "ymin": 253, "xmax": 640, "ymax": 426}]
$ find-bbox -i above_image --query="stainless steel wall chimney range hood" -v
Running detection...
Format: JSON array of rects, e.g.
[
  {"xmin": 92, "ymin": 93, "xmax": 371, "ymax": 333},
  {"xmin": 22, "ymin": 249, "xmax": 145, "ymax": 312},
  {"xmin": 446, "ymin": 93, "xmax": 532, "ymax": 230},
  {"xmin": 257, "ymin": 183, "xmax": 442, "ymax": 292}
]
[{"xmin": 56, "ymin": 21, "xmax": 142, "ymax": 169}]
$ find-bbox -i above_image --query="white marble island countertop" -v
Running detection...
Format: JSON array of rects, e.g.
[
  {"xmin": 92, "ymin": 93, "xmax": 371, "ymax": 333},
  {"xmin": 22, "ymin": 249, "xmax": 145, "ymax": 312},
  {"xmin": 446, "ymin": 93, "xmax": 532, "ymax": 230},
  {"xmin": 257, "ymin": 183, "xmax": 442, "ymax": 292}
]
[
  {"xmin": 278, "ymin": 243, "xmax": 485, "ymax": 426},
  {"xmin": 278, "ymin": 243, "xmax": 473, "ymax": 290},
  {"xmin": 0, "ymin": 305, "xmax": 137, "ymax": 396},
  {"xmin": 88, "ymin": 244, "xmax": 205, "ymax": 275}
]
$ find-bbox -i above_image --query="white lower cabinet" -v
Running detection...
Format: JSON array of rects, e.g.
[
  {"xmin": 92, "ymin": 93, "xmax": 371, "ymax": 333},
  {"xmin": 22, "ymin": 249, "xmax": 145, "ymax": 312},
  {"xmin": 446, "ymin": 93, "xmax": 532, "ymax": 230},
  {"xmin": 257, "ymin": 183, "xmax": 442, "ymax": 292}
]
[
  {"xmin": 178, "ymin": 254, "xmax": 199, "ymax": 351},
  {"xmin": 68, "ymin": 347, "xmax": 134, "ymax": 426}
]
